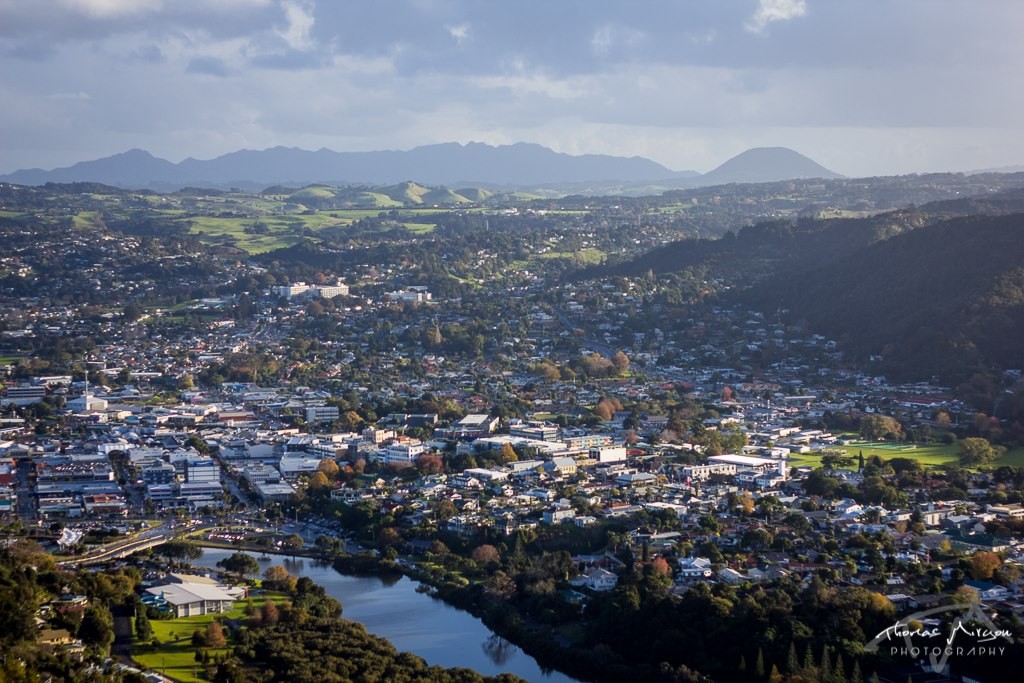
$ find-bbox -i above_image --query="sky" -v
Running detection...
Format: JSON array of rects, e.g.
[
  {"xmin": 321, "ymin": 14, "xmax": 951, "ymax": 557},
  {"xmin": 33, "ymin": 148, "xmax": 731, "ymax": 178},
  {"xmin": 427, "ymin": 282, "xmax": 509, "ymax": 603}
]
[{"xmin": 2, "ymin": 0, "xmax": 1023, "ymax": 177}]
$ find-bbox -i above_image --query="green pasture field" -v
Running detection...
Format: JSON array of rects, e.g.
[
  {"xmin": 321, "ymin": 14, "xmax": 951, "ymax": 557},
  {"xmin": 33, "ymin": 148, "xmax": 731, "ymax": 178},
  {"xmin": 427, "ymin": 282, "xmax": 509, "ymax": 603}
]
[
  {"xmin": 536, "ymin": 248, "xmax": 605, "ymax": 264},
  {"xmin": 72, "ymin": 211, "xmax": 101, "ymax": 229},
  {"xmin": 132, "ymin": 591, "xmax": 287, "ymax": 682},
  {"xmin": 403, "ymin": 222, "xmax": 437, "ymax": 234},
  {"xmin": 184, "ymin": 210, "xmax": 438, "ymax": 253}
]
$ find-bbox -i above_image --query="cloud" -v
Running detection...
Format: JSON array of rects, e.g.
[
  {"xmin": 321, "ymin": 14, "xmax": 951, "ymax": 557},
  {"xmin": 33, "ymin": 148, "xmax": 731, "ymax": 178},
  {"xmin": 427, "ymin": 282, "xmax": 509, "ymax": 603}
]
[
  {"xmin": 58, "ymin": 0, "xmax": 162, "ymax": 18},
  {"xmin": 277, "ymin": 0, "xmax": 315, "ymax": 51},
  {"xmin": 590, "ymin": 24, "xmax": 645, "ymax": 57},
  {"xmin": 447, "ymin": 23, "xmax": 469, "ymax": 45},
  {"xmin": 746, "ymin": 0, "xmax": 807, "ymax": 33}
]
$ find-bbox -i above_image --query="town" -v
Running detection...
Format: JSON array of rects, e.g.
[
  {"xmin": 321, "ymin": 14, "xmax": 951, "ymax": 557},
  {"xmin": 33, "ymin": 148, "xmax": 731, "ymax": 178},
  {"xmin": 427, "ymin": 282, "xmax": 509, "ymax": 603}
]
[{"xmin": 1, "ymin": 180, "xmax": 1023, "ymax": 683}]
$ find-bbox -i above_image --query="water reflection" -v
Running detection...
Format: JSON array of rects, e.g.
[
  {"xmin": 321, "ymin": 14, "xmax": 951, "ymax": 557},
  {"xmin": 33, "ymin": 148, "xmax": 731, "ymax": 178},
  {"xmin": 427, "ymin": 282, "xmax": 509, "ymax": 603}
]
[{"xmin": 483, "ymin": 634, "xmax": 516, "ymax": 666}]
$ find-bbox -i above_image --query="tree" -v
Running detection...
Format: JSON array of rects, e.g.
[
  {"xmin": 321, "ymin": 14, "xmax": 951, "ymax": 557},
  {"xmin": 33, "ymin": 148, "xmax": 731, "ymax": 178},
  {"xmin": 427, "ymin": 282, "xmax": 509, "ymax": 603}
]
[
  {"xmin": 317, "ymin": 458, "xmax": 340, "ymax": 479},
  {"xmin": 471, "ymin": 544, "xmax": 501, "ymax": 566},
  {"xmin": 611, "ymin": 351, "xmax": 630, "ymax": 376},
  {"xmin": 484, "ymin": 571, "xmax": 517, "ymax": 600},
  {"xmin": 205, "ymin": 620, "xmax": 227, "ymax": 648},
  {"xmin": 308, "ymin": 471, "xmax": 330, "ymax": 489},
  {"xmin": 135, "ymin": 606, "xmax": 152, "ymax": 641},
  {"xmin": 969, "ymin": 550, "xmax": 1002, "ymax": 580},
  {"xmin": 432, "ymin": 498, "xmax": 457, "ymax": 521},
  {"xmin": 260, "ymin": 599, "xmax": 280, "ymax": 627},
  {"xmin": 263, "ymin": 565, "xmax": 296, "ymax": 593},
  {"xmin": 79, "ymin": 604, "xmax": 114, "ymax": 653},
  {"xmin": 282, "ymin": 534, "xmax": 304, "ymax": 556},
  {"xmin": 959, "ymin": 437, "xmax": 1005, "ymax": 465},
  {"xmin": 414, "ymin": 453, "xmax": 443, "ymax": 475},
  {"xmin": 498, "ymin": 442, "xmax": 518, "ymax": 464},
  {"xmin": 158, "ymin": 540, "xmax": 203, "ymax": 565},
  {"xmin": 860, "ymin": 414, "xmax": 902, "ymax": 441},
  {"xmin": 218, "ymin": 552, "xmax": 260, "ymax": 579}
]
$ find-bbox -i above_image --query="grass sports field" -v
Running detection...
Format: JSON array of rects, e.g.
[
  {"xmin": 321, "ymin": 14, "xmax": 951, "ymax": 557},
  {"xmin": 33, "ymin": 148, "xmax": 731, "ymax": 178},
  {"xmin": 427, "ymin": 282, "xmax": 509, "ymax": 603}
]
[{"xmin": 787, "ymin": 439, "xmax": 1024, "ymax": 470}]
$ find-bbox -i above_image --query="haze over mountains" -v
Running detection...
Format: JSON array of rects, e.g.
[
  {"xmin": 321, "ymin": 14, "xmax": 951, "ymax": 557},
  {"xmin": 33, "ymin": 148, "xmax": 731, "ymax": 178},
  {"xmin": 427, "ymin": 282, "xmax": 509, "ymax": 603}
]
[{"xmin": 0, "ymin": 143, "xmax": 839, "ymax": 192}]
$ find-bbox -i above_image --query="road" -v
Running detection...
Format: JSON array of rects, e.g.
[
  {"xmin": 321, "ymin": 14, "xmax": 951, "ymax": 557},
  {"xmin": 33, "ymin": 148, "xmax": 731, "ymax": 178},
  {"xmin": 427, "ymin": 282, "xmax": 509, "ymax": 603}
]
[
  {"xmin": 551, "ymin": 307, "xmax": 617, "ymax": 357},
  {"xmin": 58, "ymin": 523, "xmax": 216, "ymax": 567},
  {"xmin": 14, "ymin": 457, "xmax": 37, "ymax": 518}
]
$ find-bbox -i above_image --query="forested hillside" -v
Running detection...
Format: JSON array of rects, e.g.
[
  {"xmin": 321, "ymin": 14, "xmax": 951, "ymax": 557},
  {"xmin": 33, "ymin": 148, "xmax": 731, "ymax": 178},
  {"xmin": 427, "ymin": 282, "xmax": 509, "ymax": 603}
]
[
  {"xmin": 596, "ymin": 189, "xmax": 1024, "ymax": 386},
  {"xmin": 751, "ymin": 213, "xmax": 1024, "ymax": 384}
]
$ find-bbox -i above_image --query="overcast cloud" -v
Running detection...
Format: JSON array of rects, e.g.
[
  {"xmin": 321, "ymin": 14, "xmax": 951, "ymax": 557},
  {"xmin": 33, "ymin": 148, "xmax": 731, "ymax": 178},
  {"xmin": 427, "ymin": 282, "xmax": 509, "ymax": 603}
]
[{"xmin": 2, "ymin": 0, "xmax": 1022, "ymax": 176}]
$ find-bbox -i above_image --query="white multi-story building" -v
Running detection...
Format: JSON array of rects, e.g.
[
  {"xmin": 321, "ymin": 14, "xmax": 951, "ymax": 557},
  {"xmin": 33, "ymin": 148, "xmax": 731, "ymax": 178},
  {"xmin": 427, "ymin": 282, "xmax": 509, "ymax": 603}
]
[
  {"xmin": 589, "ymin": 446, "xmax": 627, "ymax": 463},
  {"xmin": 271, "ymin": 282, "xmax": 311, "ymax": 298},
  {"xmin": 3, "ymin": 385, "xmax": 46, "ymax": 406},
  {"xmin": 305, "ymin": 405, "xmax": 339, "ymax": 425},
  {"xmin": 312, "ymin": 283, "xmax": 349, "ymax": 298},
  {"xmin": 186, "ymin": 456, "xmax": 220, "ymax": 484},
  {"xmin": 386, "ymin": 290, "xmax": 432, "ymax": 304},
  {"xmin": 377, "ymin": 440, "xmax": 426, "ymax": 467}
]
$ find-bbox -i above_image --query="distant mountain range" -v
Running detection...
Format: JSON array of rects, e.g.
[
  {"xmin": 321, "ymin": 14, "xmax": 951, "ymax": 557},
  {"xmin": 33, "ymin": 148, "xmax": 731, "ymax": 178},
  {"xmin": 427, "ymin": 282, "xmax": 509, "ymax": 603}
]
[{"xmin": 0, "ymin": 143, "xmax": 841, "ymax": 191}]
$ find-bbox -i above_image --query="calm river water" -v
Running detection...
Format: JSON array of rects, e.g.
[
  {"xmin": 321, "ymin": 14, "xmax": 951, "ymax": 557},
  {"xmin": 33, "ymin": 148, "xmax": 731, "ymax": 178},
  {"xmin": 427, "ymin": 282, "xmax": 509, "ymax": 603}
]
[{"xmin": 196, "ymin": 547, "xmax": 579, "ymax": 683}]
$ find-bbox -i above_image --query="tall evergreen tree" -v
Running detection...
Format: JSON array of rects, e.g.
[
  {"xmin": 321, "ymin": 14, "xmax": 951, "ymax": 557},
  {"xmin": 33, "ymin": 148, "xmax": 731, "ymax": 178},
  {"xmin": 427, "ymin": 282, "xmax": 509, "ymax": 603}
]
[
  {"xmin": 786, "ymin": 641, "xmax": 799, "ymax": 674},
  {"xmin": 135, "ymin": 606, "xmax": 152, "ymax": 641},
  {"xmin": 819, "ymin": 644, "xmax": 832, "ymax": 683}
]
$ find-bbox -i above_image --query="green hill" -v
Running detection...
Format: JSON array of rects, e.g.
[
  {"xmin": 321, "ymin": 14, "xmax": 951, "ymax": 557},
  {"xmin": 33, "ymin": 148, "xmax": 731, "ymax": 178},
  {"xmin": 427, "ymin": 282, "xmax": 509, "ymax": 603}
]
[
  {"xmin": 379, "ymin": 181, "xmax": 432, "ymax": 204},
  {"xmin": 754, "ymin": 213, "xmax": 1024, "ymax": 384},
  {"xmin": 422, "ymin": 187, "xmax": 471, "ymax": 205},
  {"xmin": 290, "ymin": 185, "xmax": 337, "ymax": 200},
  {"xmin": 455, "ymin": 187, "xmax": 493, "ymax": 202}
]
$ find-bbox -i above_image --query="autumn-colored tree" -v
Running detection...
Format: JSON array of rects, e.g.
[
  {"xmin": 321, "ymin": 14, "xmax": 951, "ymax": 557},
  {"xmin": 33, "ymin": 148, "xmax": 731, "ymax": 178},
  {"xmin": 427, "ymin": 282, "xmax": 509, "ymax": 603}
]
[
  {"xmin": 414, "ymin": 453, "xmax": 444, "ymax": 474},
  {"xmin": 739, "ymin": 491, "xmax": 755, "ymax": 516},
  {"xmin": 263, "ymin": 565, "xmax": 297, "ymax": 593},
  {"xmin": 471, "ymin": 544, "xmax": 501, "ymax": 566},
  {"xmin": 261, "ymin": 600, "xmax": 280, "ymax": 627},
  {"xmin": 533, "ymin": 360, "xmax": 561, "ymax": 382},
  {"xmin": 651, "ymin": 556, "xmax": 672, "ymax": 575},
  {"xmin": 498, "ymin": 442, "xmax": 518, "ymax": 464},
  {"xmin": 593, "ymin": 397, "xmax": 623, "ymax": 421},
  {"xmin": 611, "ymin": 351, "xmax": 630, "ymax": 376},
  {"xmin": 205, "ymin": 620, "xmax": 227, "ymax": 649},
  {"xmin": 581, "ymin": 353, "xmax": 614, "ymax": 377},
  {"xmin": 317, "ymin": 458, "xmax": 340, "ymax": 479},
  {"xmin": 308, "ymin": 471, "xmax": 330, "ymax": 489},
  {"xmin": 970, "ymin": 550, "xmax": 1002, "ymax": 580}
]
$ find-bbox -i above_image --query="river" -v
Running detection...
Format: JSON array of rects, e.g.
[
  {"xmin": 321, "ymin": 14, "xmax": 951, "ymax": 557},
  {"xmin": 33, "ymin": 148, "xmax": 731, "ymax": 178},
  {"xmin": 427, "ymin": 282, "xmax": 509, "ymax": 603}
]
[{"xmin": 195, "ymin": 547, "xmax": 580, "ymax": 683}]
